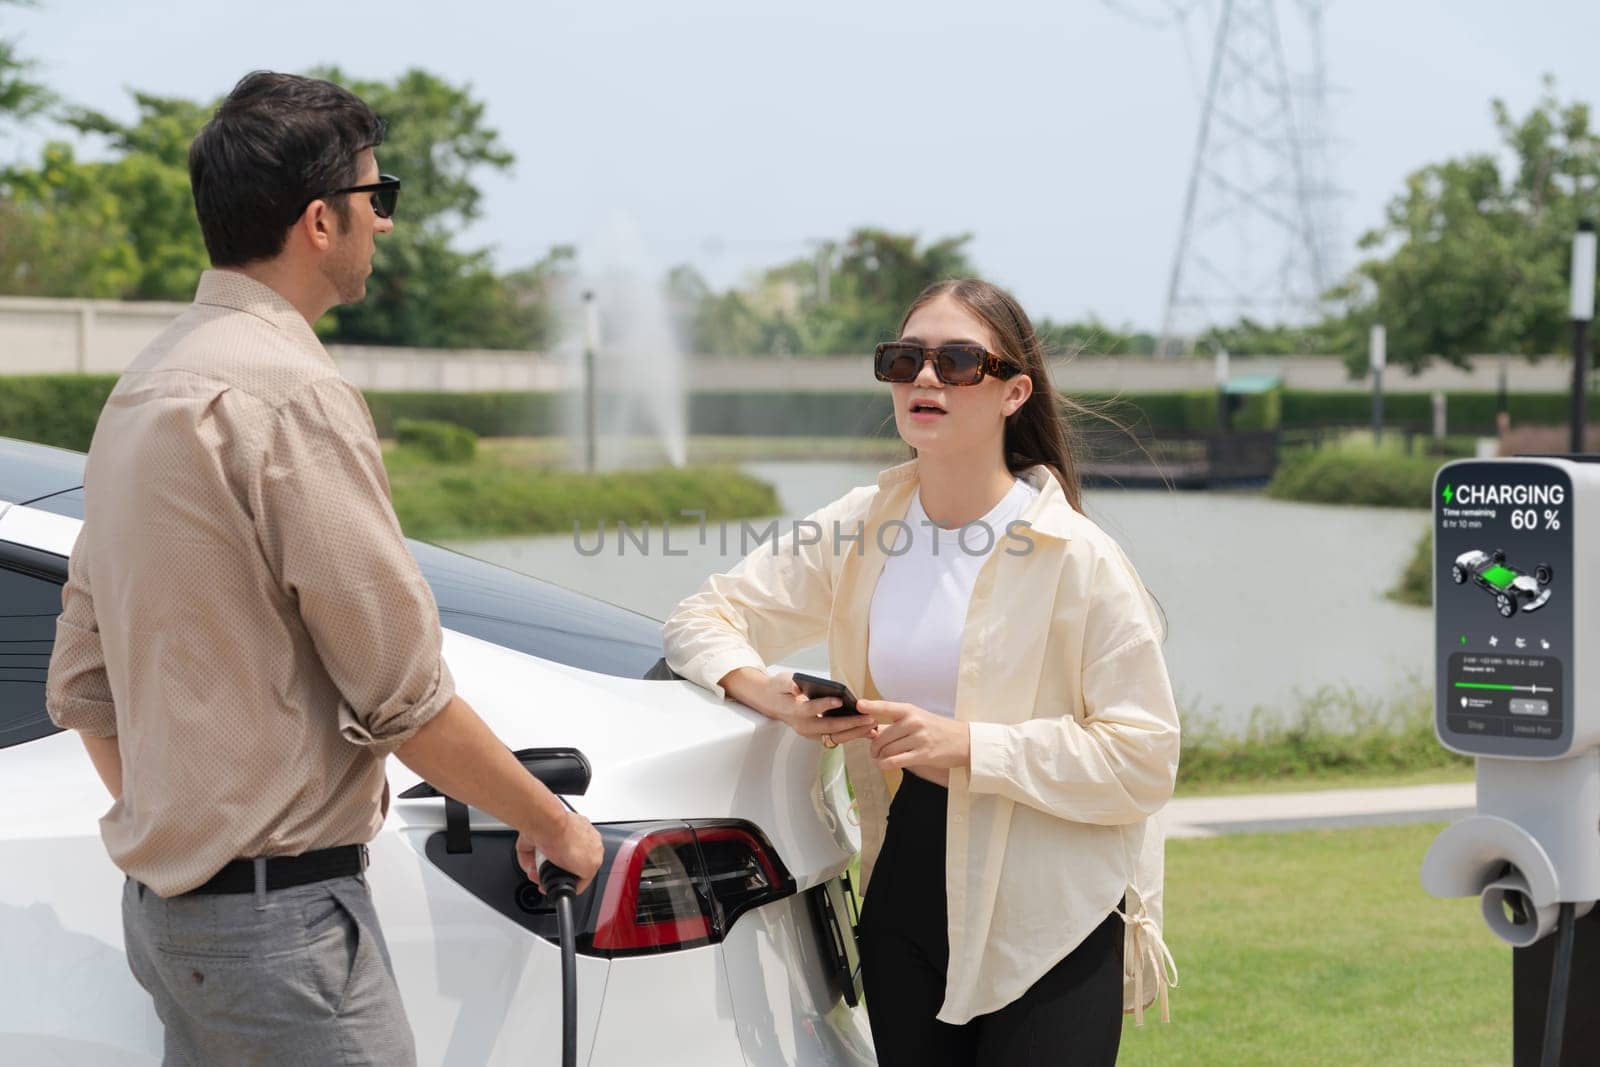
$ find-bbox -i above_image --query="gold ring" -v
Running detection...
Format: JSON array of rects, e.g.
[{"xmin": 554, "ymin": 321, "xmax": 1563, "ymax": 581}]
[{"xmin": 821, "ymin": 733, "xmax": 838, "ymax": 749}]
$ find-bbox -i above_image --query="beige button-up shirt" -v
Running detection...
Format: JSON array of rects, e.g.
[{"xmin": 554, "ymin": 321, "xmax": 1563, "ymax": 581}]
[
  {"xmin": 45, "ymin": 270, "xmax": 456, "ymax": 897},
  {"xmin": 664, "ymin": 460, "xmax": 1181, "ymax": 1025}
]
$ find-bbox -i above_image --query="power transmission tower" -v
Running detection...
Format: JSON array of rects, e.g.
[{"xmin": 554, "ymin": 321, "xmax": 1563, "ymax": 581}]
[
  {"xmin": 1152, "ymin": 0, "xmax": 1337, "ymax": 356},
  {"xmin": 1294, "ymin": 0, "xmax": 1342, "ymax": 290}
]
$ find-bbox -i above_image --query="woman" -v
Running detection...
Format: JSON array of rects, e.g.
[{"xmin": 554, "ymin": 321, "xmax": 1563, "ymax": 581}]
[{"xmin": 663, "ymin": 278, "xmax": 1179, "ymax": 1065}]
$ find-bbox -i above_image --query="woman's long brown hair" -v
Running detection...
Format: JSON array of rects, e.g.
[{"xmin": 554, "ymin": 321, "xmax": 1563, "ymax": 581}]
[
  {"xmin": 899, "ymin": 277, "xmax": 1168, "ymax": 637},
  {"xmin": 899, "ymin": 278, "xmax": 1096, "ymax": 513}
]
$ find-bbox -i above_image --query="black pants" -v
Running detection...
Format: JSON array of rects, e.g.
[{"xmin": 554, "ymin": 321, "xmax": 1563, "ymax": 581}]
[{"xmin": 857, "ymin": 771, "xmax": 1124, "ymax": 1067}]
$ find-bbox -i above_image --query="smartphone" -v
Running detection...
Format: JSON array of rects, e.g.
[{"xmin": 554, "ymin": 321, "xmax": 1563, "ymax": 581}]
[{"xmin": 791, "ymin": 672, "xmax": 860, "ymax": 718}]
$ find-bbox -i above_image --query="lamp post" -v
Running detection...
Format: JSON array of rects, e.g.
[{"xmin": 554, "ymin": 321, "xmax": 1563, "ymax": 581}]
[
  {"xmin": 1370, "ymin": 324, "xmax": 1386, "ymax": 446},
  {"xmin": 1214, "ymin": 345, "xmax": 1230, "ymax": 430},
  {"xmin": 582, "ymin": 290, "xmax": 598, "ymax": 474},
  {"xmin": 1570, "ymin": 220, "xmax": 1596, "ymax": 453}
]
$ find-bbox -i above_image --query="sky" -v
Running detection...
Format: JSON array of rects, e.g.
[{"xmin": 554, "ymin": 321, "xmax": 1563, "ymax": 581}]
[{"xmin": 5, "ymin": 0, "xmax": 1599, "ymax": 329}]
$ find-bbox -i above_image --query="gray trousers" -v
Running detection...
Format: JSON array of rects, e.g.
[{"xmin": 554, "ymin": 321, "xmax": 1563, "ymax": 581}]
[{"xmin": 121, "ymin": 873, "xmax": 417, "ymax": 1067}]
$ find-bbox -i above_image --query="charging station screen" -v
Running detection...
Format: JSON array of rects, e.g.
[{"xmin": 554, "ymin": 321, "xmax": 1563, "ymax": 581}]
[{"xmin": 1435, "ymin": 461, "xmax": 1573, "ymax": 757}]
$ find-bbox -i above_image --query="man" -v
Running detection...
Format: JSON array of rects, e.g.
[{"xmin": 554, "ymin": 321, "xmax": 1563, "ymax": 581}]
[{"xmin": 43, "ymin": 70, "xmax": 602, "ymax": 1066}]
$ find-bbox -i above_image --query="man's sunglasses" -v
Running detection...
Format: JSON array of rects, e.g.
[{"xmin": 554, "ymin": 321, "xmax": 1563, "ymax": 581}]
[
  {"xmin": 315, "ymin": 174, "xmax": 402, "ymax": 219},
  {"xmin": 873, "ymin": 342, "xmax": 1022, "ymax": 386}
]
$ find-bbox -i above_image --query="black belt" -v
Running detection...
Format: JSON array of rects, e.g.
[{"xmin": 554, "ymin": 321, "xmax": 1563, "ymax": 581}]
[{"xmin": 184, "ymin": 844, "xmax": 368, "ymax": 896}]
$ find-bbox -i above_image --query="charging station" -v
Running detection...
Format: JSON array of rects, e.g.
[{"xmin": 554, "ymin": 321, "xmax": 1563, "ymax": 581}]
[{"xmin": 1422, "ymin": 457, "xmax": 1600, "ymax": 1065}]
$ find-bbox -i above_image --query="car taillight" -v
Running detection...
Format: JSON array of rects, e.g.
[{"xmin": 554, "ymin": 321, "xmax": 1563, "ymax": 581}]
[
  {"xmin": 591, "ymin": 820, "xmax": 795, "ymax": 955},
  {"xmin": 419, "ymin": 818, "xmax": 796, "ymax": 958}
]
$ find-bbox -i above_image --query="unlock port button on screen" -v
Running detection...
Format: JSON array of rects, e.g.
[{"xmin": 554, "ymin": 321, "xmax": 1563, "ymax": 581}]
[{"xmin": 1509, "ymin": 698, "xmax": 1551, "ymax": 717}]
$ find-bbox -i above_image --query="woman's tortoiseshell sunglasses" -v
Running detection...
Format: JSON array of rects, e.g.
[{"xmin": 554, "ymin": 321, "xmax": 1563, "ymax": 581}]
[{"xmin": 873, "ymin": 341, "xmax": 1023, "ymax": 386}]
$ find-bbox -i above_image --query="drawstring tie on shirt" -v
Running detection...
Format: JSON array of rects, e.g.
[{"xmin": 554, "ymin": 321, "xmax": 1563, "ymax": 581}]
[{"xmin": 1118, "ymin": 901, "xmax": 1179, "ymax": 1026}]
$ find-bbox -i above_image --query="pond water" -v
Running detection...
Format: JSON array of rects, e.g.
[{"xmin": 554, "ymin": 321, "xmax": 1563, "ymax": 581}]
[{"xmin": 447, "ymin": 461, "xmax": 1431, "ymax": 731}]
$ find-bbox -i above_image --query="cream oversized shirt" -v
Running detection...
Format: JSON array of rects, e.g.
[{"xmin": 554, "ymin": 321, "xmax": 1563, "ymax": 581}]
[{"xmin": 663, "ymin": 460, "xmax": 1180, "ymax": 1025}]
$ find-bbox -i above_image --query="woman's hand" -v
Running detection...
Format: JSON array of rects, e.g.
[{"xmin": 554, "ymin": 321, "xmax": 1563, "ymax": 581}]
[
  {"xmin": 720, "ymin": 667, "xmax": 878, "ymax": 746},
  {"xmin": 859, "ymin": 699, "xmax": 971, "ymax": 774}
]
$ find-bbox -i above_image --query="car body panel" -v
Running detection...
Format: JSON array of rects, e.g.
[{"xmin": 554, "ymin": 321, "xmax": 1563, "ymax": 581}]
[
  {"xmin": 586, "ymin": 944, "xmax": 747, "ymax": 1064},
  {"xmin": 718, "ymin": 891, "xmax": 876, "ymax": 1066},
  {"xmin": 0, "ymin": 438, "xmax": 872, "ymax": 1065},
  {"xmin": 364, "ymin": 829, "xmax": 613, "ymax": 1067},
  {"xmin": 417, "ymin": 630, "xmax": 860, "ymax": 873},
  {"xmin": 0, "ymin": 501, "xmax": 80, "ymax": 556},
  {"xmin": 0, "ymin": 730, "xmax": 164, "ymax": 1062}
]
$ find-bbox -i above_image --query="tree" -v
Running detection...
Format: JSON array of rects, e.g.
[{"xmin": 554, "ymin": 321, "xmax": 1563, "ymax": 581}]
[
  {"xmin": 1193, "ymin": 317, "xmax": 1325, "ymax": 358},
  {"xmin": 0, "ymin": 65, "xmax": 565, "ymax": 350},
  {"xmin": 1035, "ymin": 317, "xmax": 1157, "ymax": 356},
  {"xmin": 309, "ymin": 67, "xmax": 528, "ymax": 348},
  {"xmin": 671, "ymin": 227, "xmax": 978, "ymax": 355},
  {"xmin": 0, "ymin": 142, "xmax": 140, "ymax": 297},
  {"xmin": 59, "ymin": 93, "xmax": 216, "ymax": 299},
  {"xmin": 0, "ymin": 0, "xmax": 52, "ymax": 129},
  {"xmin": 1329, "ymin": 77, "xmax": 1598, "ymax": 374}
]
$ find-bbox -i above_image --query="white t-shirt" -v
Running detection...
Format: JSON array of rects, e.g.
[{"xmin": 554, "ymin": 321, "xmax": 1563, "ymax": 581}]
[{"xmin": 867, "ymin": 478, "xmax": 1039, "ymax": 718}]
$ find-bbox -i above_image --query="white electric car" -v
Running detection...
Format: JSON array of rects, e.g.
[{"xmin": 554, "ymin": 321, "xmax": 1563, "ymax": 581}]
[{"xmin": 0, "ymin": 436, "xmax": 873, "ymax": 1066}]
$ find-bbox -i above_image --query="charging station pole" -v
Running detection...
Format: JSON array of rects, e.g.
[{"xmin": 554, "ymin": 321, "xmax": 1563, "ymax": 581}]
[
  {"xmin": 1516, "ymin": 913, "xmax": 1600, "ymax": 1064},
  {"xmin": 1420, "ymin": 454, "xmax": 1600, "ymax": 1062},
  {"xmin": 1423, "ymin": 456, "xmax": 1600, "ymax": 1066}
]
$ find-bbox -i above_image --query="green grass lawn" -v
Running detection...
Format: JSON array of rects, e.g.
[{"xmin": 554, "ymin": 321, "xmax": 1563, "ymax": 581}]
[
  {"xmin": 1119, "ymin": 822, "xmax": 1508, "ymax": 1066},
  {"xmin": 1174, "ymin": 764, "xmax": 1473, "ymax": 798},
  {"xmin": 382, "ymin": 437, "xmax": 782, "ymax": 540}
]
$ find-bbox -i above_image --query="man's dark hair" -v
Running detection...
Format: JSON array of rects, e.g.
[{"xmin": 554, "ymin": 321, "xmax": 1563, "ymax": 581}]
[{"xmin": 188, "ymin": 71, "xmax": 386, "ymax": 267}]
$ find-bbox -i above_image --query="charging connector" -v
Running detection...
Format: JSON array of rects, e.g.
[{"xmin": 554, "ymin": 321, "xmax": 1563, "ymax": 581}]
[{"xmin": 537, "ymin": 858, "xmax": 580, "ymax": 1067}]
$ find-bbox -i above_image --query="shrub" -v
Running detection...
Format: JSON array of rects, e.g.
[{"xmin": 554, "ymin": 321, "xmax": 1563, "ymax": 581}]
[
  {"xmin": 1389, "ymin": 529, "xmax": 1432, "ymax": 606},
  {"xmin": 395, "ymin": 418, "xmax": 477, "ymax": 463},
  {"xmin": 1266, "ymin": 438, "xmax": 1444, "ymax": 508}
]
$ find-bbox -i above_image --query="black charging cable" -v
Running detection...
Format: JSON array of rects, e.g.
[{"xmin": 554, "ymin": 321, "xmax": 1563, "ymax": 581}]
[
  {"xmin": 1542, "ymin": 901, "xmax": 1577, "ymax": 1067},
  {"xmin": 538, "ymin": 859, "xmax": 580, "ymax": 1067}
]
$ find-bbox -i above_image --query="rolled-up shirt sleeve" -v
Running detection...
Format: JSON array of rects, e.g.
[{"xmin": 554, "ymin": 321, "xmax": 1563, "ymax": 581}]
[
  {"xmin": 255, "ymin": 377, "xmax": 456, "ymax": 755},
  {"xmin": 663, "ymin": 487, "xmax": 872, "ymax": 700},
  {"xmin": 45, "ymin": 546, "xmax": 119, "ymax": 738}
]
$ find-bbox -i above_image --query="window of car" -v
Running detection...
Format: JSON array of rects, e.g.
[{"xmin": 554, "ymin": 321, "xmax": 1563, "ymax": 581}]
[
  {"xmin": 0, "ymin": 438, "xmax": 86, "ymax": 508},
  {"xmin": 0, "ymin": 513, "xmax": 671, "ymax": 709},
  {"xmin": 0, "ymin": 553, "xmax": 66, "ymax": 748},
  {"xmin": 20, "ymin": 486, "xmax": 84, "ymax": 519},
  {"xmin": 409, "ymin": 540, "xmax": 670, "ymax": 680}
]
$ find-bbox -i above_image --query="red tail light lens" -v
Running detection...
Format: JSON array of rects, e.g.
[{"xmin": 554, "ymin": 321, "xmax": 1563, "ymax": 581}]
[
  {"xmin": 594, "ymin": 826, "xmax": 709, "ymax": 951},
  {"xmin": 591, "ymin": 820, "xmax": 795, "ymax": 954},
  {"xmin": 419, "ymin": 818, "xmax": 796, "ymax": 958}
]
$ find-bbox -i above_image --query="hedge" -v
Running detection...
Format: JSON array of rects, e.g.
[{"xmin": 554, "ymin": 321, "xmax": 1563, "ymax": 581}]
[
  {"xmin": 1281, "ymin": 390, "xmax": 1600, "ymax": 432},
  {"xmin": 0, "ymin": 375, "xmax": 119, "ymax": 451},
  {"xmin": 7, "ymin": 374, "xmax": 1600, "ymax": 449},
  {"xmin": 365, "ymin": 391, "xmax": 561, "ymax": 438}
]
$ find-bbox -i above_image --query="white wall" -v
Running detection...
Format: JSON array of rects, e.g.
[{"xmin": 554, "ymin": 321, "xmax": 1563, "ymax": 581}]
[{"xmin": 0, "ymin": 294, "xmax": 1577, "ymax": 394}]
